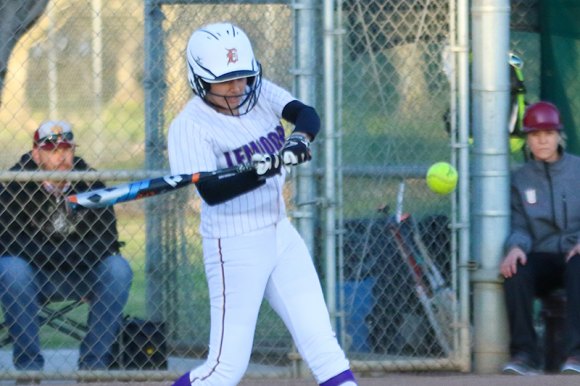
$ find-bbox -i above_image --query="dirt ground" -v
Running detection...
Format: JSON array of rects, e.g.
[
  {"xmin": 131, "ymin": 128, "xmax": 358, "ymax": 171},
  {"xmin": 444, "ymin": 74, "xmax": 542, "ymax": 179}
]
[{"xmin": 17, "ymin": 373, "xmax": 580, "ymax": 386}]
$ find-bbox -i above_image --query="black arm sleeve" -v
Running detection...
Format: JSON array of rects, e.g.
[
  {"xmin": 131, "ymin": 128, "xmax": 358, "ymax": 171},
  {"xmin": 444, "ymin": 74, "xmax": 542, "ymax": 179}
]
[
  {"xmin": 196, "ymin": 168, "xmax": 266, "ymax": 206},
  {"xmin": 281, "ymin": 100, "xmax": 321, "ymax": 141}
]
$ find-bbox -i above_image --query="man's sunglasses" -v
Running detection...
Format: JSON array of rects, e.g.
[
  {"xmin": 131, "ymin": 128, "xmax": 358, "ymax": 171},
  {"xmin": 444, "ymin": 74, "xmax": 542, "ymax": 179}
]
[{"xmin": 39, "ymin": 132, "xmax": 74, "ymax": 144}]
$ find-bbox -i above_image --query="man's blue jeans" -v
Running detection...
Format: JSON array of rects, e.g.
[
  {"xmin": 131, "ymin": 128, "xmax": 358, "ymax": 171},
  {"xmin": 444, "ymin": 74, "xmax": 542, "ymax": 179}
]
[{"xmin": 0, "ymin": 255, "xmax": 133, "ymax": 370}]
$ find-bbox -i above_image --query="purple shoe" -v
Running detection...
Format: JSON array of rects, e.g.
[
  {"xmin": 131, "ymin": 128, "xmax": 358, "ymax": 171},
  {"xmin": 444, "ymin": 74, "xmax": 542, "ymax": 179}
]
[{"xmin": 172, "ymin": 372, "xmax": 191, "ymax": 386}]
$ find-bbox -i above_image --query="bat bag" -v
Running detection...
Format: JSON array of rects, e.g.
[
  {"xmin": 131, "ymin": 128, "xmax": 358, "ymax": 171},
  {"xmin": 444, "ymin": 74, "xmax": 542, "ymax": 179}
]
[{"xmin": 109, "ymin": 315, "xmax": 168, "ymax": 370}]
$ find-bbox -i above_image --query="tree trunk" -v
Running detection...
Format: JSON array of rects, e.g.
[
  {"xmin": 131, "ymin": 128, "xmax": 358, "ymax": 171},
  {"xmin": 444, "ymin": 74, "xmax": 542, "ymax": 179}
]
[{"xmin": 0, "ymin": 0, "xmax": 49, "ymax": 106}]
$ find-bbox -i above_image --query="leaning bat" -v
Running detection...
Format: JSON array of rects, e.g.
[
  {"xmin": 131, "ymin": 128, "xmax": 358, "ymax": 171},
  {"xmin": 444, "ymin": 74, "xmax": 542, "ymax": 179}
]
[
  {"xmin": 388, "ymin": 216, "xmax": 454, "ymax": 356},
  {"xmin": 66, "ymin": 163, "xmax": 255, "ymax": 210}
]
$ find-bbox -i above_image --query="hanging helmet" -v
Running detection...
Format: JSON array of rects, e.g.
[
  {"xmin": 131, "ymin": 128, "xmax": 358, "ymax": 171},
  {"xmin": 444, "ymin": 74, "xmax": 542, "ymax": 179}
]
[
  {"xmin": 186, "ymin": 23, "xmax": 262, "ymax": 113},
  {"xmin": 523, "ymin": 101, "xmax": 563, "ymax": 133}
]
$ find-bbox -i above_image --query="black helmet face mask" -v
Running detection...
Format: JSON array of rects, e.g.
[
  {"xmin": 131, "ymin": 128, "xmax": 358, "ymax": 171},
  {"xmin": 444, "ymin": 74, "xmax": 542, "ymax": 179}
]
[{"xmin": 202, "ymin": 72, "xmax": 262, "ymax": 117}]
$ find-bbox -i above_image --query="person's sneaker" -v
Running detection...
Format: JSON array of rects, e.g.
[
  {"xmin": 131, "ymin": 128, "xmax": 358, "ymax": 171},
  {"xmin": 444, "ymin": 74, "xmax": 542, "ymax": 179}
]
[
  {"xmin": 502, "ymin": 354, "xmax": 539, "ymax": 375},
  {"xmin": 172, "ymin": 371, "xmax": 192, "ymax": 386},
  {"xmin": 561, "ymin": 356, "xmax": 580, "ymax": 374}
]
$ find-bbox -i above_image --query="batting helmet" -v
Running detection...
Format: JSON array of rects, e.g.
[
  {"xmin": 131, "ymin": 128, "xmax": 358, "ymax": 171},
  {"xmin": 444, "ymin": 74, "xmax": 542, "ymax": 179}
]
[
  {"xmin": 186, "ymin": 23, "xmax": 262, "ymax": 114},
  {"xmin": 523, "ymin": 101, "xmax": 563, "ymax": 133}
]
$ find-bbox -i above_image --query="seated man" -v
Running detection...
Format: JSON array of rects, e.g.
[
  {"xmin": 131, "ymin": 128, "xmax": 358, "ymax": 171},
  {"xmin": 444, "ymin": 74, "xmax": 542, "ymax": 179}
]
[
  {"xmin": 500, "ymin": 102, "xmax": 580, "ymax": 375},
  {"xmin": 0, "ymin": 121, "xmax": 133, "ymax": 371}
]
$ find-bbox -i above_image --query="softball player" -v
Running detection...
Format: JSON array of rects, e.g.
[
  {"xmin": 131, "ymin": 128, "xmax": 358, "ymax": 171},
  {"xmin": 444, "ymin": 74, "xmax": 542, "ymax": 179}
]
[{"xmin": 169, "ymin": 23, "xmax": 357, "ymax": 386}]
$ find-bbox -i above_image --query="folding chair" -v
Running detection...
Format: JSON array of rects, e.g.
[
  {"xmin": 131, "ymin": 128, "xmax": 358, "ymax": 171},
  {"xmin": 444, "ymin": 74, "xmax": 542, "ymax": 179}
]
[{"xmin": 0, "ymin": 299, "xmax": 87, "ymax": 347}]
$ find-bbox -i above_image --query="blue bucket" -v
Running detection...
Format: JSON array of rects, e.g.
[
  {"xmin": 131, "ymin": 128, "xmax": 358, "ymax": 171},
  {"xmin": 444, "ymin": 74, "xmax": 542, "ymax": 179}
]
[{"xmin": 342, "ymin": 277, "xmax": 376, "ymax": 352}]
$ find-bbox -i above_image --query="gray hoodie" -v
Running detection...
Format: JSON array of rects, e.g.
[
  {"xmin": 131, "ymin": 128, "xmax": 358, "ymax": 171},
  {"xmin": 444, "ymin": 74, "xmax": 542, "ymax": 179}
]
[{"xmin": 505, "ymin": 152, "xmax": 580, "ymax": 255}]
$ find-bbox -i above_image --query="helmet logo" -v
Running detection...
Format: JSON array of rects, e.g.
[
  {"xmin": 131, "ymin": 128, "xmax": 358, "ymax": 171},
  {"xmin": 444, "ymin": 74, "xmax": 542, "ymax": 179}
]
[
  {"xmin": 226, "ymin": 48, "xmax": 238, "ymax": 65},
  {"xmin": 51, "ymin": 125, "xmax": 64, "ymax": 135}
]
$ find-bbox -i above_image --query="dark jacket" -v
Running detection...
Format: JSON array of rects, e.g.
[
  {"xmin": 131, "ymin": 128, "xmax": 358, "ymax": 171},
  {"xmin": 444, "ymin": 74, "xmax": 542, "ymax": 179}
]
[
  {"xmin": 505, "ymin": 152, "xmax": 580, "ymax": 255},
  {"xmin": 0, "ymin": 153, "xmax": 121, "ymax": 271}
]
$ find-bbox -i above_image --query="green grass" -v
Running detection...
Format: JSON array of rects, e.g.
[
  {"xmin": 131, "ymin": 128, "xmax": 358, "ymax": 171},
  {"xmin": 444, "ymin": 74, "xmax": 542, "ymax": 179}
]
[{"xmin": 117, "ymin": 209, "xmax": 148, "ymax": 317}]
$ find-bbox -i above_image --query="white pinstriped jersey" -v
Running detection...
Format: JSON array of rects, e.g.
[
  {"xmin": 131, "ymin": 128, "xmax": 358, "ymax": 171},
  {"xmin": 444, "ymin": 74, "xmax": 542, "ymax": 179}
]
[{"xmin": 168, "ymin": 79, "xmax": 295, "ymax": 238}]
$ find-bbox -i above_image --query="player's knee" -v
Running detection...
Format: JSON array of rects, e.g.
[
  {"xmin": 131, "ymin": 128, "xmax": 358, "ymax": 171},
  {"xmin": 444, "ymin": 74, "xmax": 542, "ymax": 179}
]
[
  {"xmin": 504, "ymin": 265, "xmax": 533, "ymax": 287},
  {"xmin": 503, "ymin": 274, "xmax": 527, "ymax": 292},
  {"xmin": 567, "ymin": 254, "xmax": 580, "ymax": 268},
  {"xmin": 100, "ymin": 254, "xmax": 133, "ymax": 287},
  {"xmin": 0, "ymin": 256, "xmax": 34, "ymax": 287}
]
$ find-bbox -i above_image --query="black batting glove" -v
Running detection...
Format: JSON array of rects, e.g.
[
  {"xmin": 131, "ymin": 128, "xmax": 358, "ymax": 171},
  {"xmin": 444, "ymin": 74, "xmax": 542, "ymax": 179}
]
[
  {"xmin": 281, "ymin": 133, "xmax": 311, "ymax": 166},
  {"xmin": 252, "ymin": 153, "xmax": 283, "ymax": 180}
]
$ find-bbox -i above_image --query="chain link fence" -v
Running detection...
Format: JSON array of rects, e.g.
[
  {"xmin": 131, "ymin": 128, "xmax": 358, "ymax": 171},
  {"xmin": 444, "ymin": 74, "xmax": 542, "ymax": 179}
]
[
  {"xmin": 0, "ymin": 0, "xmax": 543, "ymax": 382},
  {"xmin": 338, "ymin": 0, "xmax": 454, "ymax": 366}
]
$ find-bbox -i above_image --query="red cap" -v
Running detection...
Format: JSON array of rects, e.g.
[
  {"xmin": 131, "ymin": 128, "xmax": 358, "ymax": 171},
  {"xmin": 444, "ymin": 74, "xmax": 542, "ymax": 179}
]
[
  {"xmin": 523, "ymin": 101, "xmax": 563, "ymax": 133},
  {"xmin": 33, "ymin": 121, "xmax": 75, "ymax": 150}
]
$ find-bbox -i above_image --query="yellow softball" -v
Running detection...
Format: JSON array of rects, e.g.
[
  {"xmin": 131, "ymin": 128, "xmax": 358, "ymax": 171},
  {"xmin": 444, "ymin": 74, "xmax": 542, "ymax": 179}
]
[{"xmin": 426, "ymin": 162, "xmax": 458, "ymax": 195}]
